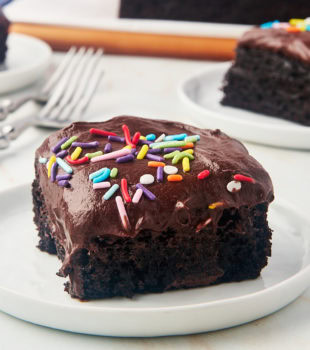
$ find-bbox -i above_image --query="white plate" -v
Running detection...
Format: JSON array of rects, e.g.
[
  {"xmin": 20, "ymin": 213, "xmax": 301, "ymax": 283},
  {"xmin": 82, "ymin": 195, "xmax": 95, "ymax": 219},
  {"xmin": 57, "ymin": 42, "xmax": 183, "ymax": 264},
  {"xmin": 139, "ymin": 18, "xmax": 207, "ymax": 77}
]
[
  {"xmin": 0, "ymin": 33, "xmax": 52, "ymax": 94},
  {"xmin": 179, "ymin": 63, "xmax": 310, "ymax": 149},
  {"xmin": 1, "ymin": 185, "xmax": 310, "ymax": 337}
]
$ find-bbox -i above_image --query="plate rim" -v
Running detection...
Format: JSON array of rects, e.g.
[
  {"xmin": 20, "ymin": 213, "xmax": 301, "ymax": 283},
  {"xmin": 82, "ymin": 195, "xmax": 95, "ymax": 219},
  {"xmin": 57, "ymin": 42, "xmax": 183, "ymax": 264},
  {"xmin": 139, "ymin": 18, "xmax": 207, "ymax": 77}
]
[
  {"xmin": 2, "ymin": 32, "xmax": 52, "ymax": 77},
  {"xmin": 178, "ymin": 62, "xmax": 310, "ymax": 136},
  {"xmin": 0, "ymin": 183, "xmax": 310, "ymax": 314}
]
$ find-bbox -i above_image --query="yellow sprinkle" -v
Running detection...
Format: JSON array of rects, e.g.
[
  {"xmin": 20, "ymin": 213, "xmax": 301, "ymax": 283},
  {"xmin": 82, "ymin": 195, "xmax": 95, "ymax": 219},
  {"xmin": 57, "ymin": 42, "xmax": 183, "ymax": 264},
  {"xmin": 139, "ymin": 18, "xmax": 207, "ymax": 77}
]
[
  {"xmin": 47, "ymin": 155, "xmax": 56, "ymax": 178},
  {"xmin": 139, "ymin": 136, "xmax": 146, "ymax": 140},
  {"xmin": 209, "ymin": 202, "xmax": 224, "ymax": 210},
  {"xmin": 182, "ymin": 157, "xmax": 190, "ymax": 172},
  {"xmin": 182, "ymin": 149, "xmax": 194, "ymax": 155},
  {"xmin": 71, "ymin": 147, "xmax": 82, "ymax": 160},
  {"xmin": 137, "ymin": 144, "xmax": 149, "ymax": 159},
  {"xmin": 289, "ymin": 18, "xmax": 304, "ymax": 26},
  {"xmin": 123, "ymin": 145, "xmax": 132, "ymax": 149}
]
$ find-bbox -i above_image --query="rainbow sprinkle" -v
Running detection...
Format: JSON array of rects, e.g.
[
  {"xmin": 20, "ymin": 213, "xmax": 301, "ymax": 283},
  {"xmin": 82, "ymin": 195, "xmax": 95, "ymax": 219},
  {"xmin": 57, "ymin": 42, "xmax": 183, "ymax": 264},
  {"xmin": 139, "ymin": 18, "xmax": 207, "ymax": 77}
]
[
  {"xmin": 115, "ymin": 195, "xmax": 130, "ymax": 230},
  {"xmin": 71, "ymin": 147, "xmax": 82, "ymax": 160},
  {"xmin": 137, "ymin": 144, "xmax": 149, "ymax": 160},
  {"xmin": 60, "ymin": 136, "xmax": 78, "ymax": 150},
  {"xmin": 110, "ymin": 168, "xmax": 118, "ymax": 178},
  {"xmin": 260, "ymin": 18, "xmax": 310, "ymax": 32},
  {"xmin": 103, "ymin": 184, "xmax": 119, "ymax": 200},
  {"xmin": 56, "ymin": 157, "xmax": 73, "ymax": 174}
]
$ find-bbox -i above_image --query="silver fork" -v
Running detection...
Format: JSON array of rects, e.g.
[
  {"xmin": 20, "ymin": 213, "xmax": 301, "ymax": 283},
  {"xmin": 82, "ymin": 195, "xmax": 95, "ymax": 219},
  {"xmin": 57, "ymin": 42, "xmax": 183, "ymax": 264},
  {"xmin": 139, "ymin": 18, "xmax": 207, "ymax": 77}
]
[
  {"xmin": 0, "ymin": 46, "xmax": 78, "ymax": 122},
  {"xmin": 0, "ymin": 47, "xmax": 104, "ymax": 149}
]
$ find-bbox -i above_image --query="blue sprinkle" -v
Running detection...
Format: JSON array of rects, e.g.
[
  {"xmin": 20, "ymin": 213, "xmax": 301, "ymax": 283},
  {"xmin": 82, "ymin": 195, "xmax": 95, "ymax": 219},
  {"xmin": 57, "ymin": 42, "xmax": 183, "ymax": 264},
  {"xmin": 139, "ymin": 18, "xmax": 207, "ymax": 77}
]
[
  {"xmin": 39, "ymin": 157, "xmax": 47, "ymax": 164},
  {"xmin": 165, "ymin": 133, "xmax": 187, "ymax": 141},
  {"xmin": 56, "ymin": 157, "xmax": 73, "ymax": 174},
  {"xmin": 146, "ymin": 133, "xmax": 156, "ymax": 141},
  {"xmin": 260, "ymin": 20, "xmax": 279, "ymax": 29},
  {"xmin": 103, "ymin": 184, "xmax": 119, "ymax": 200},
  {"xmin": 89, "ymin": 167, "xmax": 107, "ymax": 180},
  {"xmin": 93, "ymin": 168, "xmax": 111, "ymax": 183}
]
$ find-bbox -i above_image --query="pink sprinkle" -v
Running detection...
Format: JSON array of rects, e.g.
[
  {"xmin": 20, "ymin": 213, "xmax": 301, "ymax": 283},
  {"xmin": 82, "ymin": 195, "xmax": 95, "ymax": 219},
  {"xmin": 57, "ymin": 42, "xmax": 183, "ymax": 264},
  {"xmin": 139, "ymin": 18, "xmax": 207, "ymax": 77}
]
[
  {"xmin": 132, "ymin": 188, "xmax": 143, "ymax": 204},
  {"xmin": 93, "ymin": 182, "xmax": 111, "ymax": 190},
  {"xmin": 91, "ymin": 148, "xmax": 131, "ymax": 162},
  {"xmin": 115, "ymin": 196, "xmax": 131, "ymax": 231}
]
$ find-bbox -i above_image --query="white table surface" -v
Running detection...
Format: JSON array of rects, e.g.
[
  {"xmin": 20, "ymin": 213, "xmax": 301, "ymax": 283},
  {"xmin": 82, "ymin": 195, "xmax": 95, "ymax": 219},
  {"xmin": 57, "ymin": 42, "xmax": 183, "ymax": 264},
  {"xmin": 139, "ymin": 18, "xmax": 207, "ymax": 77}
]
[{"xmin": 0, "ymin": 53, "xmax": 310, "ymax": 350}]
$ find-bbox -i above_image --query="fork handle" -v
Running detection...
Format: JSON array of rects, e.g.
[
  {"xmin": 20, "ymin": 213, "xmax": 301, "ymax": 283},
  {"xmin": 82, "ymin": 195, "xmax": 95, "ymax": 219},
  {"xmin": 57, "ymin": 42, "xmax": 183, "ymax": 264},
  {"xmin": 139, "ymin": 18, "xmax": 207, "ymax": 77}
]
[
  {"xmin": 0, "ymin": 95, "xmax": 36, "ymax": 121},
  {"xmin": 0, "ymin": 115, "xmax": 36, "ymax": 149}
]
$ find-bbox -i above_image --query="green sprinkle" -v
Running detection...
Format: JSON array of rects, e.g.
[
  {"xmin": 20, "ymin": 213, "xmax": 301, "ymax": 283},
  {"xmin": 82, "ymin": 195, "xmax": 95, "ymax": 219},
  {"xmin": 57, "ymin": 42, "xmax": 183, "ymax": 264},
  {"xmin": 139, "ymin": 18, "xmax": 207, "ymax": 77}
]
[
  {"xmin": 172, "ymin": 152, "xmax": 195, "ymax": 165},
  {"xmin": 61, "ymin": 136, "xmax": 78, "ymax": 150},
  {"xmin": 85, "ymin": 151, "xmax": 103, "ymax": 159},
  {"xmin": 184, "ymin": 135, "xmax": 200, "ymax": 143},
  {"xmin": 110, "ymin": 167, "xmax": 118, "ymax": 178},
  {"xmin": 164, "ymin": 151, "xmax": 180, "ymax": 159},
  {"xmin": 150, "ymin": 141, "xmax": 187, "ymax": 149}
]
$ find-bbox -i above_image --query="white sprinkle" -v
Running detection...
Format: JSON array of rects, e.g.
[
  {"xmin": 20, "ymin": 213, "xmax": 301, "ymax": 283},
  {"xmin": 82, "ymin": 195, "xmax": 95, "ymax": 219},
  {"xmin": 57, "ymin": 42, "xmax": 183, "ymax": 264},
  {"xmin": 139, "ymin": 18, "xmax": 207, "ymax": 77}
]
[
  {"xmin": 175, "ymin": 201, "xmax": 185, "ymax": 209},
  {"xmin": 93, "ymin": 182, "xmax": 111, "ymax": 190},
  {"xmin": 164, "ymin": 165, "xmax": 178, "ymax": 175},
  {"xmin": 39, "ymin": 157, "xmax": 47, "ymax": 164},
  {"xmin": 227, "ymin": 180, "xmax": 242, "ymax": 193},
  {"xmin": 140, "ymin": 174, "xmax": 155, "ymax": 185},
  {"xmin": 155, "ymin": 133, "xmax": 165, "ymax": 143}
]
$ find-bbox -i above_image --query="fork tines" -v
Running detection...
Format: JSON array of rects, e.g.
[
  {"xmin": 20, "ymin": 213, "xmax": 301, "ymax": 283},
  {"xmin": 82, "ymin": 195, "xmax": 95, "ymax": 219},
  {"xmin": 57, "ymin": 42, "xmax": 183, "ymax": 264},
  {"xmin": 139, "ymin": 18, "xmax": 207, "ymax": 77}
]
[{"xmin": 38, "ymin": 47, "xmax": 104, "ymax": 124}]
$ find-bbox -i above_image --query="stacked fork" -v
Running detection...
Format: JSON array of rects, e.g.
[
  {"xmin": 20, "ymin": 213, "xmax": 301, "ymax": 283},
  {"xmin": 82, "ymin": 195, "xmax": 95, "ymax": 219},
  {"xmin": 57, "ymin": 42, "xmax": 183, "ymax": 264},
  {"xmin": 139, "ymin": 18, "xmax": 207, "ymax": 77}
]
[{"xmin": 0, "ymin": 47, "xmax": 104, "ymax": 149}]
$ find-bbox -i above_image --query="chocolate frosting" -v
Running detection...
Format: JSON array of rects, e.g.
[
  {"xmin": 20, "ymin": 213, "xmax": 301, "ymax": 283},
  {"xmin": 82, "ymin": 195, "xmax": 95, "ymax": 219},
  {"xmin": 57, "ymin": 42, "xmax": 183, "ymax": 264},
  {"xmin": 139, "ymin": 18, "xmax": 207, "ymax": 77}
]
[
  {"xmin": 35, "ymin": 116, "xmax": 274, "ymax": 274},
  {"xmin": 239, "ymin": 27, "xmax": 310, "ymax": 63}
]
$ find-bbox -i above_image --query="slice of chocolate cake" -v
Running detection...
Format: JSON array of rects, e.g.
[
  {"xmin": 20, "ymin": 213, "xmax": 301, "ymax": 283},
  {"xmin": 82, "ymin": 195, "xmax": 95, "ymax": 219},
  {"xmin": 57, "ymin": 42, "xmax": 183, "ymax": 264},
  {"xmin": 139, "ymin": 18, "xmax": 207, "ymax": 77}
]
[
  {"xmin": 119, "ymin": 0, "xmax": 310, "ymax": 25},
  {"xmin": 222, "ymin": 19, "xmax": 310, "ymax": 126},
  {"xmin": 0, "ymin": 8, "xmax": 9, "ymax": 63},
  {"xmin": 32, "ymin": 116, "xmax": 274, "ymax": 300}
]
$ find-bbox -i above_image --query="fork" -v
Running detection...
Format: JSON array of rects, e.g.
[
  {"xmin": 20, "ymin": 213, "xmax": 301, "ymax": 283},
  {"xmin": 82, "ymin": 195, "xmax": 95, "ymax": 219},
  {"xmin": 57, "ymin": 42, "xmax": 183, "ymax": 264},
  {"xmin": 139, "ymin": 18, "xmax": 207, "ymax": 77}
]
[{"xmin": 0, "ymin": 47, "xmax": 104, "ymax": 149}]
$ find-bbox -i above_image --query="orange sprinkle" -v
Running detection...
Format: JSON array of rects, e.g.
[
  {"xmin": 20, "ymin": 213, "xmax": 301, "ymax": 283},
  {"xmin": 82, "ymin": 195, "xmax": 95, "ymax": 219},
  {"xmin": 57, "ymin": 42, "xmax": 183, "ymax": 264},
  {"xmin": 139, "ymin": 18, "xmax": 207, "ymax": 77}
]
[
  {"xmin": 181, "ymin": 142, "xmax": 194, "ymax": 149},
  {"xmin": 168, "ymin": 174, "xmax": 183, "ymax": 182},
  {"xmin": 286, "ymin": 26, "xmax": 301, "ymax": 32},
  {"xmin": 209, "ymin": 202, "xmax": 224, "ymax": 209},
  {"xmin": 148, "ymin": 161, "xmax": 166, "ymax": 167}
]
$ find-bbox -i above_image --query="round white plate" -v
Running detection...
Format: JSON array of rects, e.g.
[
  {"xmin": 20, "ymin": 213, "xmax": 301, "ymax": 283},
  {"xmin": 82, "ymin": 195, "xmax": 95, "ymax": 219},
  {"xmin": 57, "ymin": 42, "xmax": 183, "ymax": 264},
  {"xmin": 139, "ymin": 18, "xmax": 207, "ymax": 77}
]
[
  {"xmin": 0, "ymin": 33, "xmax": 52, "ymax": 94},
  {"xmin": 179, "ymin": 63, "xmax": 310, "ymax": 149},
  {"xmin": 1, "ymin": 185, "xmax": 310, "ymax": 337}
]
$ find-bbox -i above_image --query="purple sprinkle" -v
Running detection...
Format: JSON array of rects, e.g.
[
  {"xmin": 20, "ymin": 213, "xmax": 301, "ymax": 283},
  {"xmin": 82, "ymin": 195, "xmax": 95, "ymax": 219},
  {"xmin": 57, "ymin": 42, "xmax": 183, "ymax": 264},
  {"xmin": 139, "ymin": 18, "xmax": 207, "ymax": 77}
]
[
  {"xmin": 131, "ymin": 148, "xmax": 136, "ymax": 154},
  {"xmin": 136, "ymin": 183, "xmax": 156, "ymax": 200},
  {"xmin": 55, "ymin": 150, "xmax": 68, "ymax": 159},
  {"xmin": 50, "ymin": 162, "xmax": 58, "ymax": 182},
  {"xmin": 71, "ymin": 141, "xmax": 99, "ymax": 148},
  {"xmin": 56, "ymin": 174, "xmax": 72, "ymax": 181},
  {"xmin": 104, "ymin": 142, "xmax": 112, "ymax": 153},
  {"xmin": 146, "ymin": 154, "xmax": 164, "ymax": 162},
  {"xmin": 51, "ymin": 137, "xmax": 69, "ymax": 153},
  {"xmin": 157, "ymin": 166, "xmax": 163, "ymax": 183},
  {"xmin": 58, "ymin": 180, "xmax": 70, "ymax": 187},
  {"xmin": 138, "ymin": 139, "xmax": 153, "ymax": 145},
  {"xmin": 108, "ymin": 135, "xmax": 125, "ymax": 143},
  {"xmin": 164, "ymin": 147, "xmax": 182, "ymax": 153},
  {"xmin": 116, "ymin": 154, "xmax": 135, "ymax": 163},
  {"xmin": 147, "ymin": 148, "xmax": 162, "ymax": 154},
  {"xmin": 135, "ymin": 151, "xmax": 138, "ymax": 156}
]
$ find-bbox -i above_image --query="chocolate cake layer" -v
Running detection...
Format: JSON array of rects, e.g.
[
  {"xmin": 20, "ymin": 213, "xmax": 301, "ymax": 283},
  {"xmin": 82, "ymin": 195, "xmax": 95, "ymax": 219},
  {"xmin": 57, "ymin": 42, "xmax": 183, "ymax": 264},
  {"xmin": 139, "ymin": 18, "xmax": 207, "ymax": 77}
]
[
  {"xmin": 0, "ymin": 8, "xmax": 9, "ymax": 63},
  {"xmin": 33, "ymin": 116, "xmax": 274, "ymax": 299},
  {"xmin": 119, "ymin": 0, "xmax": 310, "ymax": 25},
  {"xmin": 222, "ymin": 28, "xmax": 310, "ymax": 126}
]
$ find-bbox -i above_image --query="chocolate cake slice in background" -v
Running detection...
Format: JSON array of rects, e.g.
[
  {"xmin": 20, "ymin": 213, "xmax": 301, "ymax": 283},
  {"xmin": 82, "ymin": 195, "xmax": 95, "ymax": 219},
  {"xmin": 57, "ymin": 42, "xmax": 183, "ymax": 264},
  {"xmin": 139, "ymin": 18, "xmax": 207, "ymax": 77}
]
[
  {"xmin": 119, "ymin": 0, "xmax": 310, "ymax": 25},
  {"xmin": 32, "ymin": 116, "xmax": 274, "ymax": 300},
  {"xmin": 0, "ymin": 7, "xmax": 9, "ymax": 63},
  {"xmin": 221, "ymin": 22, "xmax": 310, "ymax": 126}
]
